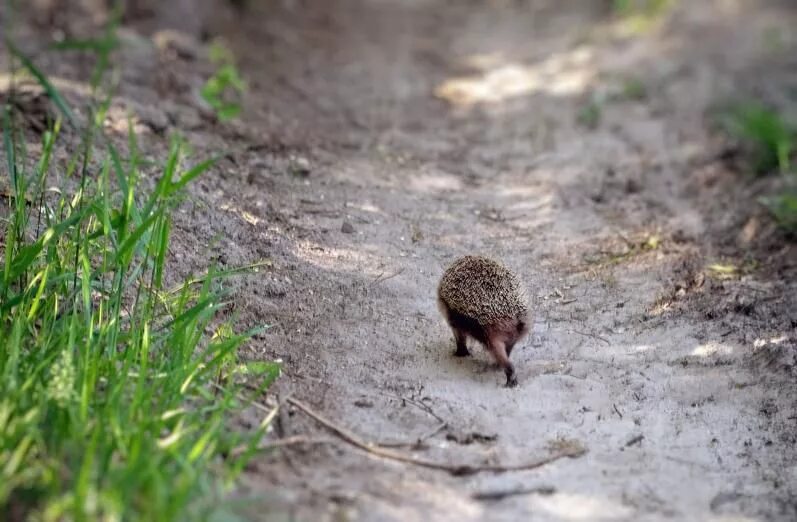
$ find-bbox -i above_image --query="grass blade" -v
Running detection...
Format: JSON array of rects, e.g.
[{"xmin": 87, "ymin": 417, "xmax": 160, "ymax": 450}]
[{"xmin": 7, "ymin": 40, "xmax": 77, "ymax": 125}]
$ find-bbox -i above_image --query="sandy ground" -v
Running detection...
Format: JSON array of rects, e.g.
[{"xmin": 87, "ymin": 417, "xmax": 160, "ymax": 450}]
[{"xmin": 3, "ymin": 1, "xmax": 797, "ymax": 521}]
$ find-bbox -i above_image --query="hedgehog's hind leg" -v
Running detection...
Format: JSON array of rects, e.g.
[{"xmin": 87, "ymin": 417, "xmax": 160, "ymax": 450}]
[
  {"xmin": 487, "ymin": 322, "xmax": 519, "ymax": 387},
  {"xmin": 439, "ymin": 298, "xmax": 472, "ymax": 357},
  {"xmin": 487, "ymin": 337, "xmax": 517, "ymax": 388},
  {"xmin": 452, "ymin": 328, "xmax": 470, "ymax": 357}
]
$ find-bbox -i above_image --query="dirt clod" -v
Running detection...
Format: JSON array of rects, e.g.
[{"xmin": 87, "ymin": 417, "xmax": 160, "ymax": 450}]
[{"xmin": 341, "ymin": 221, "xmax": 355, "ymax": 234}]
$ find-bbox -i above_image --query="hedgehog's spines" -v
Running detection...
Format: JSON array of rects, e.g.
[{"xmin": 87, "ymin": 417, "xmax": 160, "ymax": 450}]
[{"xmin": 437, "ymin": 255, "xmax": 528, "ymax": 327}]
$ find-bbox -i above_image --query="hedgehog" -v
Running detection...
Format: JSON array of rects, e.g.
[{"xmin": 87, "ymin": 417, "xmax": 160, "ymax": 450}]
[{"xmin": 437, "ymin": 255, "xmax": 530, "ymax": 387}]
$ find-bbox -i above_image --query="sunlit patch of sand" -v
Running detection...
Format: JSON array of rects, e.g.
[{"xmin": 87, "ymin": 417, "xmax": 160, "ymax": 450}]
[{"xmin": 435, "ymin": 47, "xmax": 596, "ymax": 106}]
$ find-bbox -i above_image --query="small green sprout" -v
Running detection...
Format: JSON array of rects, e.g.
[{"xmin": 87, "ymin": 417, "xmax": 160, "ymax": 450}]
[{"xmin": 201, "ymin": 41, "xmax": 247, "ymax": 121}]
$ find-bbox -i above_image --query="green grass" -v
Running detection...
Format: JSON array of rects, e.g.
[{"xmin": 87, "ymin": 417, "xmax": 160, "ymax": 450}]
[
  {"xmin": 620, "ymin": 77, "xmax": 647, "ymax": 101},
  {"xmin": 611, "ymin": 0, "xmax": 674, "ymax": 33},
  {"xmin": 577, "ymin": 97, "xmax": 602, "ymax": 129},
  {"xmin": 721, "ymin": 101, "xmax": 794, "ymax": 175},
  {"xmin": 1, "ymin": 15, "xmax": 277, "ymax": 522},
  {"xmin": 718, "ymin": 100, "xmax": 797, "ymax": 233},
  {"xmin": 761, "ymin": 190, "xmax": 797, "ymax": 233},
  {"xmin": 201, "ymin": 40, "xmax": 246, "ymax": 122},
  {"xmin": 612, "ymin": 0, "xmax": 672, "ymax": 18}
]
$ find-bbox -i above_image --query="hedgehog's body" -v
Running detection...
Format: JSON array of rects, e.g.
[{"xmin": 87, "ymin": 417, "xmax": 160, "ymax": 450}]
[{"xmin": 437, "ymin": 255, "xmax": 530, "ymax": 387}]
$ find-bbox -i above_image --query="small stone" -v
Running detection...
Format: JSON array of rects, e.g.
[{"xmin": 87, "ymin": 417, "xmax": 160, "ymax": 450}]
[
  {"xmin": 625, "ymin": 178, "xmax": 642, "ymax": 194},
  {"xmin": 341, "ymin": 221, "xmax": 355, "ymax": 234},
  {"xmin": 290, "ymin": 156, "xmax": 311, "ymax": 177},
  {"xmin": 152, "ymin": 29, "xmax": 199, "ymax": 60},
  {"xmin": 163, "ymin": 100, "xmax": 202, "ymax": 129},
  {"xmin": 411, "ymin": 225, "xmax": 423, "ymax": 243},
  {"xmin": 710, "ymin": 491, "xmax": 742, "ymax": 512},
  {"xmin": 137, "ymin": 105, "xmax": 169, "ymax": 134},
  {"xmin": 116, "ymin": 28, "xmax": 155, "ymax": 58}
]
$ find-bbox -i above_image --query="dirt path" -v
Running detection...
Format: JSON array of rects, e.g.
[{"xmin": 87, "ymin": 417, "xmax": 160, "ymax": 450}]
[
  {"xmin": 6, "ymin": 0, "xmax": 796, "ymax": 520},
  {"xmin": 186, "ymin": 2, "xmax": 797, "ymax": 520}
]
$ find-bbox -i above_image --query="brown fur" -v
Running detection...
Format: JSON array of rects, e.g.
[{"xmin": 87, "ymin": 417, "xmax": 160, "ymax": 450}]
[{"xmin": 437, "ymin": 255, "xmax": 530, "ymax": 387}]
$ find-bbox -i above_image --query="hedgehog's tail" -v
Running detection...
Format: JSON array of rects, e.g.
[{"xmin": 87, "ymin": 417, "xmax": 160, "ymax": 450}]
[{"xmin": 516, "ymin": 312, "xmax": 531, "ymax": 336}]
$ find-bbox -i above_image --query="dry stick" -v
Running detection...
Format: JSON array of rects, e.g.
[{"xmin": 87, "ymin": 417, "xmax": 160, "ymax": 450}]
[
  {"xmin": 371, "ymin": 391, "xmax": 449, "ymax": 445},
  {"xmin": 572, "ymin": 329, "xmax": 611, "ymax": 345},
  {"xmin": 210, "ymin": 381, "xmax": 276, "ymax": 416},
  {"xmin": 287, "ymin": 397, "xmax": 587, "ymax": 476},
  {"xmin": 376, "ymin": 391, "xmax": 446, "ymax": 424},
  {"xmin": 228, "ymin": 382, "xmax": 445, "ymax": 449},
  {"xmin": 276, "ymin": 392, "xmax": 293, "ymax": 438},
  {"xmin": 0, "ymin": 189, "xmax": 34, "ymax": 204},
  {"xmin": 472, "ymin": 485, "xmax": 557, "ymax": 502},
  {"xmin": 417, "ymin": 422, "xmax": 448, "ymax": 442},
  {"xmin": 624, "ymin": 434, "xmax": 644, "ymax": 448},
  {"xmin": 370, "ymin": 268, "xmax": 405, "ymax": 287},
  {"xmin": 378, "ymin": 422, "xmax": 448, "ymax": 449},
  {"xmin": 229, "ymin": 435, "xmax": 335, "ymax": 458},
  {"xmin": 615, "ymin": 229, "xmax": 635, "ymax": 249},
  {"xmin": 217, "ymin": 384, "xmax": 433, "ymax": 452}
]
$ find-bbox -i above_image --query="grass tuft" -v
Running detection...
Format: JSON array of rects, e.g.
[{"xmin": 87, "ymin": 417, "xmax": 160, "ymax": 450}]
[
  {"xmin": 1, "ymin": 15, "xmax": 276, "ymax": 522},
  {"xmin": 577, "ymin": 96, "xmax": 602, "ymax": 129},
  {"xmin": 720, "ymin": 101, "xmax": 794, "ymax": 175},
  {"xmin": 717, "ymin": 99, "xmax": 797, "ymax": 233},
  {"xmin": 761, "ymin": 190, "xmax": 797, "ymax": 233},
  {"xmin": 201, "ymin": 40, "xmax": 247, "ymax": 122},
  {"xmin": 611, "ymin": 0, "xmax": 675, "ymax": 34}
]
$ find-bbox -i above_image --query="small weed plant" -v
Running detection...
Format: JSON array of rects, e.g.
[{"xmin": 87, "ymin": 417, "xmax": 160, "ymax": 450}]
[
  {"xmin": 200, "ymin": 40, "xmax": 247, "ymax": 122},
  {"xmin": 721, "ymin": 102, "xmax": 793, "ymax": 175},
  {"xmin": 720, "ymin": 100, "xmax": 797, "ymax": 233},
  {"xmin": 612, "ymin": 0, "xmax": 674, "ymax": 33}
]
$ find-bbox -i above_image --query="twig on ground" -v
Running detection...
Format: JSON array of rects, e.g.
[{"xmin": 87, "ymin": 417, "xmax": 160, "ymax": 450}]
[
  {"xmin": 371, "ymin": 268, "xmax": 405, "ymax": 286},
  {"xmin": 664, "ymin": 455, "xmax": 716, "ymax": 472},
  {"xmin": 303, "ymin": 208, "xmax": 341, "ymax": 216},
  {"xmin": 376, "ymin": 391, "xmax": 446, "ymax": 424},
  {"xmin": 277, "ymin": 392, "xmax": 293, "ymax": 437},
  {"xmin": 378, "ymin": 421, "xmax": 449, "ymax": 449},
  {"xmin": 572, "ymin": 329, "xmax": 611, "ymax": 345},
  {"xmin": 287, "ymin": 397, "xmax": 587, "ymax": 476},
  {"xmin": 615, "ymin": 230, "xmax": 635, "ymax": 249},
  {"xmin": 229, "ymin": 435, "xmax": 334, "ymax": 458},
  {"xmin": 377, "ymin": 441, "xmax": 427, "ymax": 449},
  {"xmin": 472, "ymin": 485, "xmax": 557, "ymax": 501},
  {"xmin": 613, "ymin": 403, "xmax": 623, "ymax": 419},
  {"xmin": 1, "ymin": 189, "xmax": 34, "ymax": 204},
  {"xmin": 417, "ymin": 422, "xmax": 448, "ymax": 443},
  {"xmin": 624, "ymin": 434, "xmax": 644, "ymax": 447},
  {"xmin": 210, "ymin": 381, "xmax": 276, "ymax": 416}
]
